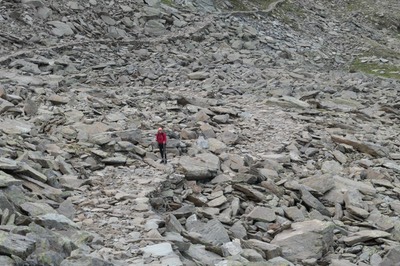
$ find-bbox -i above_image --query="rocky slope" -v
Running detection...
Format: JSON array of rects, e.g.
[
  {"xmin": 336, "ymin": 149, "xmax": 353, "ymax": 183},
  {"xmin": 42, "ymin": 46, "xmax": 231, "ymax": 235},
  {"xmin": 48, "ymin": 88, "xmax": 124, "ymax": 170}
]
[{"xmin": 0, "ymin": 0, "xmax": 400, "ymax": 265}]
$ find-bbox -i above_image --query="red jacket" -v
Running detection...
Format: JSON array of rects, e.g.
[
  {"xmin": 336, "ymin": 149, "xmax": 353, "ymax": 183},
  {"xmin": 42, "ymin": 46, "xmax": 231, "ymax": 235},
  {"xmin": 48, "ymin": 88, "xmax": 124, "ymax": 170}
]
[{"xmin": 156, "ymin": 132, "xmax": 167, "ymax": 144}]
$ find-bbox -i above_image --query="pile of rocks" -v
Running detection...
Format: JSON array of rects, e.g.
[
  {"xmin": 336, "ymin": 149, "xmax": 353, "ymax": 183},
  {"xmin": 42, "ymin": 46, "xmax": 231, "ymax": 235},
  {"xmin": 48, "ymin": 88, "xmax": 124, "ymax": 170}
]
[{"xmin": 0, "ymin": 0, "xmax": 399, "ymax": 265}]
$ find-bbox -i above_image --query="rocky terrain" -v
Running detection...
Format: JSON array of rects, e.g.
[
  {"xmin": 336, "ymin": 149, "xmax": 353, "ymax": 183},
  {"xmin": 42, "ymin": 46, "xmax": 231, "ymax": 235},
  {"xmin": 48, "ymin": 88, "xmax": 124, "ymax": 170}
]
[{"xmin": 0, "ymin": 0, "xmax": 400, "ymax": 265}]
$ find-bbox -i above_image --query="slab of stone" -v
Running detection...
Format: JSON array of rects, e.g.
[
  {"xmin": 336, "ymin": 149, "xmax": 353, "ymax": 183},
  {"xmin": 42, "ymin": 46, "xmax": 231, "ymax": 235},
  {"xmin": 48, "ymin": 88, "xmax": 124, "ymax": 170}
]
[
  {"xmin": 0, "ymin": 256, "xmax": 15, "ymax": 266},
  {"xmin": 283, "ymin": 206, "xmax": 305, "ymax": 222},
  {"xmin": 207, "ymin": 195, "xmax": 227, "ymax": 207},
  {"xmin": 241, "ymin": 248, "xmax": 264, "ymax": 262},
  {"xmin": 0, "ymin": 230, "xmax": 35, "ymax": 259},
  {"xmin": 187, "ymin": 71, "xmax": 209, "ymax": 80},
  {"xmin": 342, "ymin": 230, "xmax": 391, "ymax": 246},
  {"xmin": 264, "ymin": 257, "xmax": 294, "ymax": 266},
  {"xmin": 48, "ymin": 95, "xmax": 69, "ymax": 105},
  {"xmin": 0, "ymin": 98, "xmax": 14, "ymax": 115},
  {"xmin": 321, "ymin": 160, "xmax": 343, "ymax": 174},
  {"xmin": 200, "ymin": 123, "xmax": 216, "ymax": 138},
  {"xmin": 166, "ymin": 214, "xmax": 184, "ymax": 233},
  {"xmin": 229, "ymin": 221, "xmax": 247, "ymax": 239},
  {"xmin": 0, "ymin": 119, "xmax": 32, "ymax": 135},
  {"xmin": 300, "ymin": 187, "xmax": 331, "ymax": 216},
  {"xmin": 331, "ymin": 135, "xmax": 389, "ymax": 157},
  {"xmin": 343, "ymin": 189, "xmax": 364, "ymax": 209},
  {"xmin": 367, "ymin": 209, "xmax": 394, "ymax": 231},
  {"xmin": 346, "ymin": 205, "xmax": 369, "ymax": 219},
  {"xmin": 141, "ymin": 242, "xmax": 174, "ymax": 257},
  {"xmin": 185, "ymin": 244, "xmax": 223, "ymax": 265},
  {"xmin": 271, "ymin": 220, "xmax": 334, "ymax": 262},
  {"xmin": 36, "ymin": 213, "xmax": 80, "ymax": 230},
  {"xmin": 20, "ymin": 202, "xmax": 58, "ymax": 216},
  {"xmin": 101, "ymin": 156, "xmax": 127, "ymax": 165},
  {"xmin": 383, "ymin": 161, "xmax": 400, "ymax": 173},
  {"xmin": 172, "ymin": 204, "xmax": 196, "ymax": 218},
  {"xmin": 247, "ymin": 206, "xmax": 277, "ymax": 222},
  {"xmin": 190, "ymin": 219, "xmax": 230, "ymax": 245},
  {"xmin": 179, "ymin": 153, "xmax": 220, "ymax": 180},
  {"xmin": 233, "ymin": 184, "xmax": 266, "ymax": 202},
  {"xmin": 245, "ymin": 239, "xmax": 282, "ymax": 259},
  {"xmin": 380, "ymin": 245, "xmax": 400, "ymax": 266},
  {"xmin": 0, "ymin": 170, "xmax": 23, "ymax": 188},
  {"xmin": 57, "ymin": 199, "xmax": 75, "ymax": 220},
  {"xmin": 299, "ymin": 174, "xmax": 335, "ymax": 195},
  {"xmin": 208, "ymin": 138, "xmax": 227, "ymax": 155},
  {"xmin": 47, "ymin": 21, "xmax": 74, "ymax": 36},
  {"xmin": 19, "ymin": 163, "xmax": 47, "ymax": 183},
  {"xmin": 333, "ymin": 175, "xmax": 376, "ymax": 195},
  {"xmin": 59, "ymin": 175, "xmax": 90, "ymax": 189}
]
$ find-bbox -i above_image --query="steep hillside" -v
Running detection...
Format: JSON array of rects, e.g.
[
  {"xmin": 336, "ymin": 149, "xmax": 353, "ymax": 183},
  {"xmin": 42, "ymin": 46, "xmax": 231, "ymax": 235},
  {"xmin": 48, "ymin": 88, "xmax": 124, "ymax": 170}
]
[{"xmin": 0, "ymin": 0, "xmax": 399, "ymax": 265}]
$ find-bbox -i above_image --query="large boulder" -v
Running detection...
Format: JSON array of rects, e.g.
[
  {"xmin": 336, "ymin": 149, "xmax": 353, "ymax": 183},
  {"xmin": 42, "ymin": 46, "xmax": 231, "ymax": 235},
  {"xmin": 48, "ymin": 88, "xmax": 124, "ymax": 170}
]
[
  {"xmin": 179, "ymin": 153, "xmax": 220, "ymax": 180},
  {"xmin": 271, "ymin": 220, "xmax": 334, "ymax": 262}
]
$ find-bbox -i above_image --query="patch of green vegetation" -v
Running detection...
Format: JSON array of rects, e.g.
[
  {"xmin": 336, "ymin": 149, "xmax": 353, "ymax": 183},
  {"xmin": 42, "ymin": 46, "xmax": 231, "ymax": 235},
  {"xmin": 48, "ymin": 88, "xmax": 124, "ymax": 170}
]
[
  {"xmin": 252, "ymin": 0, "xmax": 275, "ymax": 10},
  {"xmin": 228, "ymin": 0, "xmax": 249, "ymax": 11},
  {"xmin": 278, "ymin": 1, "xmax": 306, "ymax": 18},
  {"xmin": 161, "ymin": 0, "xmax": 174, "ymax": 6},
  {"xmin": 350, "ymin": 59, "xmax": 400, "ymax": 79}
]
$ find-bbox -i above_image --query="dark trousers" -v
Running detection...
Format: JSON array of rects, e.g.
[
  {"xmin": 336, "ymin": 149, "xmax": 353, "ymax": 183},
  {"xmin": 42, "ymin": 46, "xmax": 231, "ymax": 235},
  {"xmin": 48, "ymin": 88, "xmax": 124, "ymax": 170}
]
[{"xmin": 158, "ymin": 143, "xmax": 167, "ymax": 161}]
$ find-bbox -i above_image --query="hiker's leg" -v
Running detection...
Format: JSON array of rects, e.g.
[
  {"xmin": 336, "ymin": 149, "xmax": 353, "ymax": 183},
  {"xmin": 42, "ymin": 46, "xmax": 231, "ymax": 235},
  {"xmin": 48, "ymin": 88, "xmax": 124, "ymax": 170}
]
[{"xmin": 159, "ymin": 143, "xmax": 164, "ymax": 160}]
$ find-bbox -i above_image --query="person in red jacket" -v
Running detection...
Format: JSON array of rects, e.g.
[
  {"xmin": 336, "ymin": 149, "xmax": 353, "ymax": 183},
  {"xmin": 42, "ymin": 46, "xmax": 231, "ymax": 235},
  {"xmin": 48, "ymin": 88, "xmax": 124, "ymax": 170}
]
[{"xmin": 156, "ymin": 127, "xmax": 167, "ymax": 164}]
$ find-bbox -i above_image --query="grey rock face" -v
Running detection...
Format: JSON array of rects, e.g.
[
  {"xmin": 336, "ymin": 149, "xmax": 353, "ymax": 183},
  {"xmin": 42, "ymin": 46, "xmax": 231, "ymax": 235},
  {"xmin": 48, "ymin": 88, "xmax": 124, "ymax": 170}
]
[
  {"xmin": 271, "ymin": 220, "xmax": 334, "ymax": 262},
  {"xmin": 0, "ymin": 231, "xmax": 36, "ymax": 259},
  {"xmin": 0, "ymin": 0, "xmax": 399, "ymax": 264}
]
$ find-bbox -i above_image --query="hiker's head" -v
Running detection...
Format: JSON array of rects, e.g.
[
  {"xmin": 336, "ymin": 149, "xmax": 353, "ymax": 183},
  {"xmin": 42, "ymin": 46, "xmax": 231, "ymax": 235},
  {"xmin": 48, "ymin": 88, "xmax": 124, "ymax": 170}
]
[{"xmin": 158, "ymin": 127, "xmax": 163, "ymax": 132}]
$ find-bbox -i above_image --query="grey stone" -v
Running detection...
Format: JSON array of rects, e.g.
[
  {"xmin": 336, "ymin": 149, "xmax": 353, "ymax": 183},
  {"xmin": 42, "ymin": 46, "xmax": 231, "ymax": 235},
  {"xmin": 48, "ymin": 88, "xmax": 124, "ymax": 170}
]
[
  {"xmin": 380, "ymin": 245, "xmax": 400, "ymax": 266},
  {"xmin": 48, "ymin": 94, "xmax": 70, "ymax": 105},
  {"xmin": 190, "ymin": 219, "xmax": 230, "ymax": 245},
  {"xmin": 208, "ymin": 138, "xmax": 227, "ymax": 154},
  {"xmin": 19, "ymin": 163, "xmax": 48, "ymax": 183},
  {"xmin": 101, "ymin": 156, "xmax": 127, "ymax": 165},
  {"xmin": 299, "ymin": 174, "xmax": 335, "ymax": 195},
  {"xmin": 0, "ymin": 98, "xmax": 13, "ymax": 115},
  {"xmin": 179, "ymin": 153, "xmax": 220, "ymax": 180},
  {"xmin": 241, "ymin": 249, "xmax": 264, "ymax": 261},
  {"xmin": 283, "ymin": 206, "xmax": 305, "ymax": 222},
  {"xmin": 0, "ymin": 256, "xmax": 15, "ymax": 266},
  {"xmin": 331, "ymin": 135, "xmax": 389, "ymax": 157},
  {"xmin": 300, "ymin": 187, "xmax": 331, "ymax": 216},
  {"xmin": 247, "ymin": 206, "xmax": 276, "ymax": 222},
  {"xmin": 0, "ymin": 230, "xmax": 35, "ymax": 259},
  {"xmin": 141, "ymin": 242, "xmax": 174, "ymax": 257},
  {"xmin": 144, "ymin": 20, "xmax": 166, "ymax": 36},
  {"xmin": 321, "ymin": 160, "xmax": 343, "ymax": 174},
  {"xmin": 207, "ymin": 195, "xmax": 227, "ymax": 207},
  {"xmin": 20, "ymin": 202, "xmax": 57, "ymax": 216},
  {"xmin": 245, "ymin": 239, "xmax": 282, "ymax": 259},
  {"xmin": 342, "ymin": 230, "xmax": 391, "ymax": 246},
  {"xmin": 0, "ymin": 170, "xmax": 23, "ymax": 188},
  {"xmin": 57, "ymin": 199, "xmax": 76, "ymax": 220},
  {"xmin": 0, "ymin": 119, "xmax": 32, "ymax": 135},
  {"xmin": 271, "ymin": 220, "xmax": 334, "ymax": 262},
  {"xmin": 36, "ymin": 213, "xmax": 80, "ymax": 230},
  {"xmin": 200, "ymin": 123, "xmax": 217, "ymax": 138},
  {"xmin": 187, "ymin": 71, "xmax": 210, "ymax": 80},
  {"xmin": 333, "ymin": 175, "xmax": 376, "ymax": 195},
  {"xmin": 185, "ymin": 244, "xmax": 223, "ymax": 265},
  {"xmin": 60, "ymin": 255, "xmax": 114, "ymax": 266},
  {"xmin": 48, "ymin": 21, "xmax": 74, "ymax": 36}
]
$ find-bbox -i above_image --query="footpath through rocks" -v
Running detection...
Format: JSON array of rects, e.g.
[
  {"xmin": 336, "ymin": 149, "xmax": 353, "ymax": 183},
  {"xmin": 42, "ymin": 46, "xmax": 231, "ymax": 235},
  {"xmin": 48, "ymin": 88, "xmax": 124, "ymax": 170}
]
[{"xmin": 0, "ymin": 0, "xmax": 400, "ymax": 265}]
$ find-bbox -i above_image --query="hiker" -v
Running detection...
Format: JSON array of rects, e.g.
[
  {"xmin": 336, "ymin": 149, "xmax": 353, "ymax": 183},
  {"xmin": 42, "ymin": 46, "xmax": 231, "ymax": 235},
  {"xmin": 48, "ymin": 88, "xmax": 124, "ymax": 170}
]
[{"xmin": 156, "ymin": 127, "xmax": 167, "ymax": 164}]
